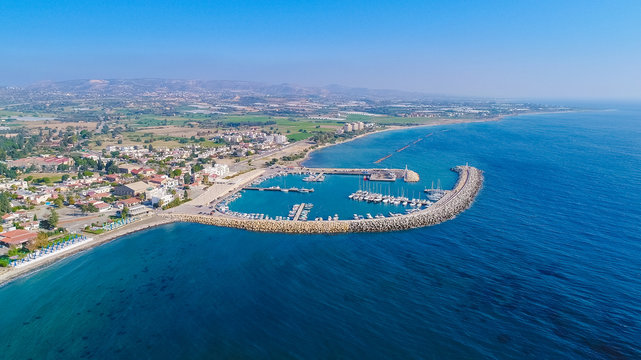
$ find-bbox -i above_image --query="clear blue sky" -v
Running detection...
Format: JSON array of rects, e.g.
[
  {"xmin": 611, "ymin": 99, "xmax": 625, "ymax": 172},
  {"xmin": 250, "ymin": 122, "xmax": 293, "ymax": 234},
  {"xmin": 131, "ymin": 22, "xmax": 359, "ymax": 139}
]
[{"xmin": 2, "ymin": 0, "xmax": 640, "ymax": 98}]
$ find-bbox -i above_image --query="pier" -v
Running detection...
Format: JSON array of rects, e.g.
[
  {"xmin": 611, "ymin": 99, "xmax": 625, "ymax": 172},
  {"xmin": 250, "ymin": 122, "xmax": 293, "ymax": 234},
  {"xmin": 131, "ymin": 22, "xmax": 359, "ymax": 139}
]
[
  {"xmin": 243, "ymin": 186, "xmax": 314, "ymax": 193},
  {"xmin": 286, "ymin": 167, "xmax": 420, "ymax": 183},
  {"xmin": 164, "ymin": 165, "xmax": 483, "ymax": 233},
  {"xmin": 292, "ymin": 203, "xmax": 306, "ymax": 221}
]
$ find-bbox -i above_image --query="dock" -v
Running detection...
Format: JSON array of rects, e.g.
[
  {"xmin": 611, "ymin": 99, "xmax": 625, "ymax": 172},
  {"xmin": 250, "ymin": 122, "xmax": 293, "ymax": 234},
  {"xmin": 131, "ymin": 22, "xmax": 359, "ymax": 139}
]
[
  {"xmin": 165, "ymin": 165, "xmax": 484, "ymax": 234},
  {"xmin": 292, "ymin": 203, "xmax": 306, "ymax": 221},
  {"xmin": 286, "ymin": 167, "xmax": 420, "ymax": 182},
  {"xmin": 243, "ymin": 186, "xmax": 314, "ymax": 193}
]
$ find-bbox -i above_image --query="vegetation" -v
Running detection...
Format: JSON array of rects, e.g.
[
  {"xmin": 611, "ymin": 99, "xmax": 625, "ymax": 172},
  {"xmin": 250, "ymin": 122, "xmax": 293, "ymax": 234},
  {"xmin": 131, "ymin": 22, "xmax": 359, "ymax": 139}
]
[
  {"xmin": 0, "ymin": 192, "xmax": 11, "ymax": 215},
  {"xmin": 40, "ymin": 208, "xmax": 59, "ymax": 230}
]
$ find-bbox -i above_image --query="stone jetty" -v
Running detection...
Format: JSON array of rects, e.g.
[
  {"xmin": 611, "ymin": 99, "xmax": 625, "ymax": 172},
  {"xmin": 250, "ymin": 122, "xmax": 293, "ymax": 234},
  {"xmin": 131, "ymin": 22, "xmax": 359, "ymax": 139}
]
[{"xmin": 163, "ymin": 165, "xmax": 483, "ymax": 233}]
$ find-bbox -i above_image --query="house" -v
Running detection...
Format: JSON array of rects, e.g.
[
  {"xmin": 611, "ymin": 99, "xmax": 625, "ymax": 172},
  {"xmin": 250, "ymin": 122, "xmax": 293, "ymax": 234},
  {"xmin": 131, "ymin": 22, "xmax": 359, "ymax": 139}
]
[
  {"xmin": 0, "ymin": 179, "xmax": 28, "ymax": 191},
  {"xmin": 117, "ymin": 164, "xmax": 140, "ymax": 174},
  {"xmin": 113, "ymin": 181, "xmax": 153, "ymax": 197},
  {"xmin": 89, "ymin": 200, "xmax": 111, "ymax": 212},
  {"xmin": 127, "ymin": 205, "xmax": 152, "ymax": 216},
  {"xmin": 87, "ymin": 191, "xmax": 110, "ymax": 200},
  {"xmin": 104, "ymin": 174, "xmax": 120, "ymax": 182},
  {"xmin": 115, "ymin": 197, "xmax": 142, "ymax": 209},
  {"xmin": 20, "ymin": 221, "xmax": 40, "ymax": 231},
  {"xmin": 2, "ymin": 213, "xmax": 18, "ymax": 223},
  {"xmin": 148, "ymin": 175, "xmax": 169, "ymax": 186},
  {"xmin": 146, "ymin": 188, "xmax": 173, "ymax": 206},
  {"xmin": 131, "ymin": 168, "xmax": 155, "ymax": 176},
  {"xmin": 0, "ymin": 229, "xmax": 38, "ymax": 247}
]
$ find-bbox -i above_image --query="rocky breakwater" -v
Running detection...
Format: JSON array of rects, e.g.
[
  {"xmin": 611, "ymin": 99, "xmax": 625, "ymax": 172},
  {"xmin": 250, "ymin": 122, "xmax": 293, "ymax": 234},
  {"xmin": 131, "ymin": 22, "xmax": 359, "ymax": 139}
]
[
  {"xmin": 348, "ymin": 165, "xmax": 483, "ymax": 232},
  {"xmin": 164, "ymin": 165, "xmax": 483, "ymax": 234}
]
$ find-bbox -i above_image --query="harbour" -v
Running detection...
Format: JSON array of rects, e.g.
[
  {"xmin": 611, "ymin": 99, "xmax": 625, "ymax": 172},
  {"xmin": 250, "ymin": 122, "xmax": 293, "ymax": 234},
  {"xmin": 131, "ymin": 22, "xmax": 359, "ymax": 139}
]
[{"xmin": 164, "ymin": 165, "xmax": 483, "ymax": 233}]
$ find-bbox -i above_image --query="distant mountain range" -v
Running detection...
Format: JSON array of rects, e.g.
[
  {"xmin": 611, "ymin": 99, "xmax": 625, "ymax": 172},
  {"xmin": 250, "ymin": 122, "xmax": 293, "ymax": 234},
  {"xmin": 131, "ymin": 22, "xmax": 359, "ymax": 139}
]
[{"xmin": 12, "ymin": 79, "xmax": 448, "ymax": 101}]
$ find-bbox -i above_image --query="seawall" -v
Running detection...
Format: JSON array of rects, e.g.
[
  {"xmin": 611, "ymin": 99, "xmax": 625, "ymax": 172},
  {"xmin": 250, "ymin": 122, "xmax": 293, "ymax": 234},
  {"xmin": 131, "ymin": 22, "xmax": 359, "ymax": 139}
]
[{"xmin": 163, "ymin": 165, "xmax": 483, "ymax": 234}]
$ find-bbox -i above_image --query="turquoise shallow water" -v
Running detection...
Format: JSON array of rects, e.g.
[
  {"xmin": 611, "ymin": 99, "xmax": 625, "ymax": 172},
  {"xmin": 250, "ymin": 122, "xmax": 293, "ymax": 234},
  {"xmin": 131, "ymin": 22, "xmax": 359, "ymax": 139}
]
[{"xmin": 1, "ymin": 107, "xmax": 640, "ymax": 359}]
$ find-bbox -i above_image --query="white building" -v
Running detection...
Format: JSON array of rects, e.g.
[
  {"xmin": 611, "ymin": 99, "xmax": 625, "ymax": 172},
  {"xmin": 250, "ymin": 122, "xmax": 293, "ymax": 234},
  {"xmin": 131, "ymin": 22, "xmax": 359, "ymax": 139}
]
[
  {"xmin": 343, "ymin": 123, "xmax": 353, "ymax": 132},
  {"xmin": 200, "ymin": 164, "xmax": 230, "ymax": 179},
  {"xmin": 0, "ymin": 179, "xmax": 28, "ymax": 191},
  {"xmin": 146, "ymin": 188, "xmax": 174, "ymax": 206},
  {"xmin": 274, "ymin": 134, "xmax": 288, "ymax": 144}
]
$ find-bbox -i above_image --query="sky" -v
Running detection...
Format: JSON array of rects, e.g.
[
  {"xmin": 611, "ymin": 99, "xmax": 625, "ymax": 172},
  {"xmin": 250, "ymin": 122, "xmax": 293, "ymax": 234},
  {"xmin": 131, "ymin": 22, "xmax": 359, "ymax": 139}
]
[{"xmin": 1, "ymin": 0, "xmax": 641, "ymax": 99}]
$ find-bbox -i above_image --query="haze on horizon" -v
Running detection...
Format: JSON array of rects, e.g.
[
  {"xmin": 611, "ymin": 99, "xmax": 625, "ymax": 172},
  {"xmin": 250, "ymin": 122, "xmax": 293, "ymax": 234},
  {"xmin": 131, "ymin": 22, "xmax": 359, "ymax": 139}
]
[{"xmin": 2, "ymin": 0, "xmax": 640, "ymax": 99}]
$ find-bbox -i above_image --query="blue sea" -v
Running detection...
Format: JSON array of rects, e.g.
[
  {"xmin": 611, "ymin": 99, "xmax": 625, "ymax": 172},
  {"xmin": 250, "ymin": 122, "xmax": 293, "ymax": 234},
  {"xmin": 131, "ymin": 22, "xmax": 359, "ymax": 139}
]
[{"xmin": 1, "ymin": 107, "xmax": 640, "ymax": 359}]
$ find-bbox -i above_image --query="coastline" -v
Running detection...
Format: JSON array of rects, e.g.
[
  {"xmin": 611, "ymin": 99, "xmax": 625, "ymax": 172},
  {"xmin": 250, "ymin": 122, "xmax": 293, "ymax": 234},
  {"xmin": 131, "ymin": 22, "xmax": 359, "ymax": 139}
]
[
  {"xmin": 164, "ymin": 165, "xmax": 483, "ymax": 234},
  {"xmin": 0, "ymin": 215, "xmax": 176, "ymax": 287},
  {"xmin": 0, "ymin": 110, "xmax": 559, "ymax": 287},
  {"xmin": 297, "ymin": 116, "xmax": 506, "ymax": 166},
  {"xmin": 299, "ymin": 110, "xmax": 576, "ymax": 165}
]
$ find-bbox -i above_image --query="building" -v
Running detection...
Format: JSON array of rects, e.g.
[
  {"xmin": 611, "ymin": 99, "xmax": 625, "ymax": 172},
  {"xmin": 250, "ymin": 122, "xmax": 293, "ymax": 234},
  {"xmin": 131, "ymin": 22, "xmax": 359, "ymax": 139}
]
[
  {"xmin": 343, "ymin": 123, "xmax": 353, "ymax": 132},
  {"xmin": 0, "ymin": 229, "xmax": 38, "ymax": 247},
  {"xmin": 146, "ymin": 188, "xmax": 173, "ymax": 206},
  {"xmin": 117, "ymin": 164, "xmax": 140, "ymax": 174},
  {"xmin": 113, "ymin": 181, "xmax": 153, "ymax": 197},
  {"xmin": 115, "ymin": 197, "xmax": 142, "ymax": 209},
  {"xmin": 274, "ymin": 134, "xmax": 288, "ymax": 144},
  {"xmin": 201, "ymin": 164, "xmax": 230, "ymax": 178},
  {"xmin": 0, "ymin": 179, "xmax": 28, "ymax": 191},
  {"xmin": 89, "ymin": 201, "xmax": 111, "ymax": 212},
  {"xmin": 127, "ymin": 205, "xmax": 152, "ymax": 217}
]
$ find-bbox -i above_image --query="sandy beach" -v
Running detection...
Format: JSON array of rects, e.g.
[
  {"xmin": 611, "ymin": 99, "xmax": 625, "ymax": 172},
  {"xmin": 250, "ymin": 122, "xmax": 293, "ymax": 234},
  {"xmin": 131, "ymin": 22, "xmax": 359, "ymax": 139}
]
[{"xmin": 0, "ymin": 215, "xmax": 176, "ymax": 287}]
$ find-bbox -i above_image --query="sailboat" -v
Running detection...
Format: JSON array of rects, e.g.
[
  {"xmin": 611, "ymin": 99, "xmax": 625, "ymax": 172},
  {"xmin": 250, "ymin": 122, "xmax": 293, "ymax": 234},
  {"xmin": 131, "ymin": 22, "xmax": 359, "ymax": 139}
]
[{"xmin": 424, "ymin": 179, "xmax": 445, "ymax": 201}]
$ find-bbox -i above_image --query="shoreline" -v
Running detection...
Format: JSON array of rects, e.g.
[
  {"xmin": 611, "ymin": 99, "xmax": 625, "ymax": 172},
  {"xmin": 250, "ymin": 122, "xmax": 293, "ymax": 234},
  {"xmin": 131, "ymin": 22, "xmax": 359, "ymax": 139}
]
[
  {"xmin": 299, "ymin": 109, "xmax": 576, "ymax": 165},
  {"xmin": 0, "ymin": 110, "xmax": 562, "ymax": 287},
  {"xmin": 297, "ymin": 115, "xmax": 509, "ymax": 166},
  {"xmin": 164, "ymin": 165, "xmax": 483, "ymax": 234},
  {"xmin": 0, "ymin": 215, "xmax": 176, "ymax": 287}
]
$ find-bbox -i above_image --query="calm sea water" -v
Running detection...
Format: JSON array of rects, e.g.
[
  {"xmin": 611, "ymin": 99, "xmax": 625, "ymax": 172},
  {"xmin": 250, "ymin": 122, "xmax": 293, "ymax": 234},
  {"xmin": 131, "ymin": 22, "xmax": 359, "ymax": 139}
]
[{"xmin": 1, "ymin": 108, "xmax": 640, "ymax": 359}]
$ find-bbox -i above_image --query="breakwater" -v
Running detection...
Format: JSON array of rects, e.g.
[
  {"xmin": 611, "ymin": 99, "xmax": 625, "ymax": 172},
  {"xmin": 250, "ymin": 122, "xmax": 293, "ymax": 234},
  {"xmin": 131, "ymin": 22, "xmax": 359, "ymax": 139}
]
[{"xmin": 163, "ymin": 165, "xmax": 483, "ymax": 233}]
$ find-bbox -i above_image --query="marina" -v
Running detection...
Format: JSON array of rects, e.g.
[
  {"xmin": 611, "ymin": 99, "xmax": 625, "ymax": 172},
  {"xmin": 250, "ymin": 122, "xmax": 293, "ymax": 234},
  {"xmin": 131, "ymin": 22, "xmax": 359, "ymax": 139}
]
[{"xmin": 166, "ymin": 165, "xmax": 483, "ymax": 233}]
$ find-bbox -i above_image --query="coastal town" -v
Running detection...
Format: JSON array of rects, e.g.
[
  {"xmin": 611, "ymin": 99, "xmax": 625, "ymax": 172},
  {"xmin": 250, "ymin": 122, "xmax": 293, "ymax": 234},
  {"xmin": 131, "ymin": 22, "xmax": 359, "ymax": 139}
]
[
  {"xmin": 0, "ymin": 118, "xmax": 383, "ymax": 268},
  {"xmin": 0, "ymin": 80, "xmax": 561, "ymax": 271}
]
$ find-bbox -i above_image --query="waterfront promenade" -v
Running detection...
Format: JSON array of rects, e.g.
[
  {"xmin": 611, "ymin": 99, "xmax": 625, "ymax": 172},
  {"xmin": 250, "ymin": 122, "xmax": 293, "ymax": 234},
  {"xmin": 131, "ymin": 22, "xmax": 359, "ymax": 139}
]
[{"xmin": 164, "ymin": 165, "xmax": 482, "ymax": 234}]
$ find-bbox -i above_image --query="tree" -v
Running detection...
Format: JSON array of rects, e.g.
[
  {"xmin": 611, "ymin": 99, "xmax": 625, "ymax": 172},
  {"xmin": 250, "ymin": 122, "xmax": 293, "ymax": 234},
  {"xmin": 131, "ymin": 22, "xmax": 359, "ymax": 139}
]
[
  {"xmin": 54, "ymin": 197, "xmax": 64, "ymax": 208},
  {"xmin": 33, "ymin": 232, "xmax": 49, "ymax": 249},
  {"xmin": 67, "ymin": 195, "xmax": 75, "ymax": 205},
  {"xmin": 183, "ymin": 174, "xmax": 192, "ymax": 184},
  {"xmin": 121, "ymin": 206, "xmax": 129, "ymax": 219},
  {"xmin": 61, "ymin": 174, "xmax": 69, "ymax": 181},
  {"xmin": 33, "ymin": 214, "xmax": 38, "ymax": 221},
  {"xmin": 0, "ymin": 192, "xmax": 11, "ymax": 216},
  {"xmin": 171, "ymin": 169, "xmax": 182, "ymax": 177},
  {"xmin": 183, "ymin": 190, "xmax": 188, "ymax": 199},
  {"xmin": 48, "ymin": 208, "xmax": 59, "ymax": 228}
]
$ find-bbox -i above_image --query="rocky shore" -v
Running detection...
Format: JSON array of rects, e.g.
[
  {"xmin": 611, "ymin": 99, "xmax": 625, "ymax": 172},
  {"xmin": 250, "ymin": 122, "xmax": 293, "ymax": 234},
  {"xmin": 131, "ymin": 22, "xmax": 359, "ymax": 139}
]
[{"xmin": 164, "ymin": 165, "xmax": 483, "ymax": 234}]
